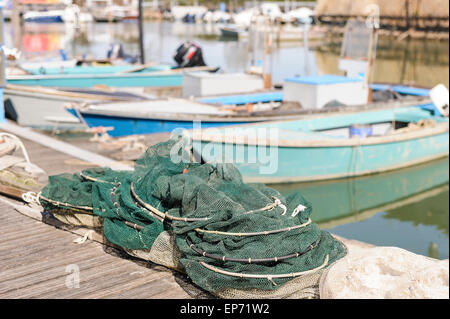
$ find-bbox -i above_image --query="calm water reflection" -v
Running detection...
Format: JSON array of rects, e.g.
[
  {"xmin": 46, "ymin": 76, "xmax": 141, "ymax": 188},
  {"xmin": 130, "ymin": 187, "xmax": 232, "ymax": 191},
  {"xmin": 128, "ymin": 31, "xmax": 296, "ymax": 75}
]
[
  {"xmin": 4, "ymin": 21, "xmax": 449, "ymax": 87},
  {"xmin": 3, "ymin": 20, "xmax": 449, "ymax": 258},
  {"xmin": 272, "ymin": 158, "xmax": 449, "ymax": 259}
]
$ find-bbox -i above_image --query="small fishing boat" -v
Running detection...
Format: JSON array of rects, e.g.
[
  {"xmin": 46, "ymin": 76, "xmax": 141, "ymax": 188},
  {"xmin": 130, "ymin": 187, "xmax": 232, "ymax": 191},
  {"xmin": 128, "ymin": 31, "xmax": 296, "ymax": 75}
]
[
  {"xmin": 65, "ymin": 98, "xmax": 254, "ymax": 137},
  {"xmin": 23, "ymin": 11, "xmax": 64, "ymax": 23},
  {"xmin": 20, "ymin": 63, "xmax": 173, "ymax": 76},
  {"xmin": 191, "ymin": 105, "xmax": 449, "ymax": 183},
  {"xmin": 6, "ymin": 65, "xmax": 219, "ymax": 88},
  {"xmin": 219, "ymin": 26, "xmax": 247, "ymax": 39},
  {"xmin": 3, "ymin": 85, "xmax": 151, "ymax": 131},
  {"xmin": 66, "ymin": 88, "xmax": 430, "ymax": 137}
]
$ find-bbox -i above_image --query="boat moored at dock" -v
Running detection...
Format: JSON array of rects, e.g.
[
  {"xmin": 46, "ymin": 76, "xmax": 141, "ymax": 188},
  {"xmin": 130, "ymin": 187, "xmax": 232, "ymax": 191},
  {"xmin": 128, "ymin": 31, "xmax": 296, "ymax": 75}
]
[
  {"xmin": 6, "ymin": 65, "xmax": 219, "ymax": 88},
  {"xmin": 3, "ymin": 84, "xmax": 152, "ymax": 131},
  {"xmin": 191, "ymin": 105, "xmax": 449, "ymax": 183},
  {"xmin": 64, "ymin": 82, "xmax": 433, "ymax": 137}
]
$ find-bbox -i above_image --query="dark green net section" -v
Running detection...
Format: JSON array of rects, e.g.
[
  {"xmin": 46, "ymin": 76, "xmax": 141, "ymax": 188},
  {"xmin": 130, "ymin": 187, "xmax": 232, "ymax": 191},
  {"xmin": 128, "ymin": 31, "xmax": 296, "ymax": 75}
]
[{"xmin": 38, "ymin": 136, "xmax": 346, "ymax": 293}]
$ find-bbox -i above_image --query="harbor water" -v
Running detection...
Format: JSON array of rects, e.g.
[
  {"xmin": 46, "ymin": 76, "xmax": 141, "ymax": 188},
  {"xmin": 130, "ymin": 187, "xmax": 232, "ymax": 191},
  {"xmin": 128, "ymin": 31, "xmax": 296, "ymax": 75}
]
[
  {"xmin": 3, "ymin": 21, "xmax": 449, "ymax": 87},
  {"xmin": 2, "ymin": 20, "xmax": 449, "ymax": 259}
]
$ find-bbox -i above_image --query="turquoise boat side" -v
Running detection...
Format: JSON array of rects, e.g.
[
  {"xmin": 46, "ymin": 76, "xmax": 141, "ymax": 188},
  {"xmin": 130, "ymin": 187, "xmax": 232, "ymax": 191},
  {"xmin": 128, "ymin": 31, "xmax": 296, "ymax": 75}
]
[
  {"xmin": 197, "ymin": 132, "xmax": 448, "ymax": 183},
  {"xmin": 251, "ymin": 105, "xmax": 446, "ymax": 133},
  {"xmin": 7, "ymin": 72, "xmax": 183, "ymax": 88},
  {"xmin": 193, "ymin": 106, "xmax": 449, "ymax": 183}
]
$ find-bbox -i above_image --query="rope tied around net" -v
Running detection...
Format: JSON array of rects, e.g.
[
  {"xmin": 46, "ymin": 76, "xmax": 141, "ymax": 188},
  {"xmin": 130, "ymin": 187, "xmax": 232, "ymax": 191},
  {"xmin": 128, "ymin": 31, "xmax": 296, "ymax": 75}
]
[
  {"xmin": 130, "ymin": 182, "xmax": 210, "ymax": 222},
  {"xmin": 35, "ymin": 192, "xmax": 94, "ymax": 213},
  {"xmin": 199, "ymin": 254, "xmax": 330, "ymax": 286},
  {"xmin": 130, "ymin": 182, "xmax": 288, "ymax": 223},
  {"xmin": 186, "ymin": 236, "xmax": 320, "ymax": 264},
  {"xmin": 291, "ymin": 203, "xmax": 308, "ymax": 217},
  {"xmin": 193, "ymin": 218, "xmax": 312, "ymax": 237},
  {"xmin": 243, "ymin": 196, "xmax": 286, "ymax": 215},
  {"xmin": 80, "ymin": 172, "xmax": 117, "ymax": 185}
]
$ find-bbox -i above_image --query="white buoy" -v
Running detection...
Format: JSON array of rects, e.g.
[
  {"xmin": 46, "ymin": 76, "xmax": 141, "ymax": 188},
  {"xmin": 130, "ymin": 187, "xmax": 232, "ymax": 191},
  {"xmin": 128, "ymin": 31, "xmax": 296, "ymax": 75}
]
[{"xmin": 429, "ymin": 84, "xmax": 449, "ymax": 117}]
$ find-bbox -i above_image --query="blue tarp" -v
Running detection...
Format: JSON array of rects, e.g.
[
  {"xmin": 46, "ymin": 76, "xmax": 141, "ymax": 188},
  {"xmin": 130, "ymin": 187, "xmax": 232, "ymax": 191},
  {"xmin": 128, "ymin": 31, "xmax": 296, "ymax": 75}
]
[
  {"xmin": 199, "ymin": 92, "xmax": 284, "ymax": 105},
  {"xmin": 284, "ymin": 75, "xmax": 362, "ymax": 85},
  {"xmin": 199, "ymin": 83, "xmax": 429, "ymax": 106},
  {"xmin": 371, "ymin": 84, "xmax": 430, "ymax": 96}
]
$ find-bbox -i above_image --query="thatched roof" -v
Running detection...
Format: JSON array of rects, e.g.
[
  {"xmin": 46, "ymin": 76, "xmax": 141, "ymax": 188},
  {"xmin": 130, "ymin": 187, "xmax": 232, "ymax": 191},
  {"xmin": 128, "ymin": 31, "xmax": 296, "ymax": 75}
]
[{"xmin": 315, "ymin": 0, "xmax": 449, "ymax": 19}]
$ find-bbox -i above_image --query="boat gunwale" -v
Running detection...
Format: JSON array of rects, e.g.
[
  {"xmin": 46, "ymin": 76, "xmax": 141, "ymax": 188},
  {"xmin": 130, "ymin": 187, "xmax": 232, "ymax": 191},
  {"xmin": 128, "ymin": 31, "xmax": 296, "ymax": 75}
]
[
  {"xmin": 69, "ymin": 97, "xmax": 432, "ymax": 123},
  {"xmin": 6, "ymin": 66, "xmax": 219, "ymax": 81},
  {"xmin": 3, "ymin": 85, "xmax": 130, "ymax": 102},
  {"xmin": 193, "ymin": 122, "xmax": 449, "ymax": 148}
]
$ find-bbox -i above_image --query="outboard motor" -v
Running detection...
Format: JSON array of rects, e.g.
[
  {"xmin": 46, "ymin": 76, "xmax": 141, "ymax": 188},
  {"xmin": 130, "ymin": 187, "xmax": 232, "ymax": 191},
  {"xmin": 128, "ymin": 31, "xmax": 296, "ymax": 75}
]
[
  {"xmin": 182, "ymin": 13, "xmax": 196, "ymax": 23},
  {"xmin": 107, "ymin": 43, "xmax": 138, "ymax": 64},
  {"xmin": 173, "ymin": 42, "xmax": 206, "ymax": 68}
]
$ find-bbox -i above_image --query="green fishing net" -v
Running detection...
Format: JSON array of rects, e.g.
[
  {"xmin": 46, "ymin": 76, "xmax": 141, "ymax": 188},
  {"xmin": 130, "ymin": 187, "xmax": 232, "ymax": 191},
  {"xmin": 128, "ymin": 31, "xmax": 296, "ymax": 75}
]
[
  {"xmin": 39, "ymin": 167, "xmax": 130, "ymax": 210},
  {"xmin": 38, "ymin": 136, "xmax": 347, "ymax": 297},
  {"xmin": 150, "ymin": 160, "xmax": 346, "ymax": 292},
  {"xmin": 38, "ymin": 167, "xmax": 131, "ymax": 229}
]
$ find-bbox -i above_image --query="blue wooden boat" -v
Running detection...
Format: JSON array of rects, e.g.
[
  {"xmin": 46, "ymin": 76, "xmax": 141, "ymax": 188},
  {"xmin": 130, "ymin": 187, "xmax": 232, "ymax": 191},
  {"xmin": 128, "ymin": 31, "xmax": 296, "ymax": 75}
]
[
  {"xmin": 191, "ymin": 105, "xmax": 449, "ymax": 183},
  {"xmin": 66, "ymin": 90, "xmax": 432, "ymax": 137},
  {"xmin": 65, "ymin": 99, "xmax": 258, "ymax": 137},
  {"xmin": 6, "ymin": 66, "xmax": 219, "ymax": 88}
]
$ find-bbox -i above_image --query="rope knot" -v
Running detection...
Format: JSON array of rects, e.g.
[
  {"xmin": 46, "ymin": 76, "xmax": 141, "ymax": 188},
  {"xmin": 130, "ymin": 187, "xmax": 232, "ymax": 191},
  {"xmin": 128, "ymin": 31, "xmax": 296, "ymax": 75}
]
[
  {"xmin": 292, "ymin": 204, "xmax": 307, "ymax": 217},
  {"xmin": 22, "ymin": 191, "xmax": 40, "ymax": 204},
  {"xmin": 267, "ymin": 276, "xmax": 277, "ymax": 286}
]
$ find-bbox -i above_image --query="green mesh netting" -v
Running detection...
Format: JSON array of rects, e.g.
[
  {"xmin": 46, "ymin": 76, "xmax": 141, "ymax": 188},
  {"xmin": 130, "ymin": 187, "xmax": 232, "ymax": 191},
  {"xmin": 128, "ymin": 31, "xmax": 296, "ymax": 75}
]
[
  {"xmin": 39, "ymin": 167, "xmax": 130, "ymax": 210},
  {"xmin": 38, "ymin": 136, "xmax": 347, "ymax": 296}
]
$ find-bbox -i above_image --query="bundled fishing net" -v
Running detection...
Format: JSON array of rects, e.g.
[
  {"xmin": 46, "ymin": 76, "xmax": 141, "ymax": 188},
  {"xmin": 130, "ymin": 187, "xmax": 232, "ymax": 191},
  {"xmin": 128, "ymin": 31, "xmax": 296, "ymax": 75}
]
[
  {"xmin": 38, "ymin": 168, "xmax": 129, "ymax": 229},
  {"xmin": 37, "ymin": 136, "xmax": 347, "ymax": 298},
  {"xmin": 145, "ymin": 160, "xmax": 346, "ymax": 298}
]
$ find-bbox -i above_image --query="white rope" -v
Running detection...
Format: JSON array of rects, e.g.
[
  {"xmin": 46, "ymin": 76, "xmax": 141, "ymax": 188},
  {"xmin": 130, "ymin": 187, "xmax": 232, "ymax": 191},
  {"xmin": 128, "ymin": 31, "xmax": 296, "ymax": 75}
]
[
  {"xmin": 21, "ymin": 191, "xmax": 41, "ymax": 204},
  {"xmin": 195, "ymin": 218, "xmax": 312, "ymax": 237},
  {"xmin": 73, "ymin": 230, "xmax": 94, "ymax": 244},
  {"xmin": 291, "ymin": 204, "xmax": 307, "ymax": 217},
  {"xmin": 199, "ymin": 254, "xmax": 329, "ymax": 283},
  {"xmin": 0, "ymin": 133, "xmax": 31, "ymax": 165},
  {"xmin": 244, "ymin": 196, "xmax": 286, "ymax": 215}
]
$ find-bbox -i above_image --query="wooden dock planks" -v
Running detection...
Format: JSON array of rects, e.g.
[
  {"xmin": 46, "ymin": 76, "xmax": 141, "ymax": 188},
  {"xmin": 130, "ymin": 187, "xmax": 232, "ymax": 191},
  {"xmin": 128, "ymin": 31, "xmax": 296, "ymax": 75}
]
[
  {"xmin": 0, "ymin": 198, "xmax": 193, "ymax": 299},
  {"xmin": 0, "ymin": 130, "xmax": 198, "ymax": 299}
]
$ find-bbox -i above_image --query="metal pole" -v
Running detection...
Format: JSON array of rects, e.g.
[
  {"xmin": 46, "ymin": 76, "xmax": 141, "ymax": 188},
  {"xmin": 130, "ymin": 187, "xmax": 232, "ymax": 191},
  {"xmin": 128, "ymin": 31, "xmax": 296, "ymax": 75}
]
[
  {"xmin": 1, "ymin": 6, "xmax": 6, "ymax": 122},
  {"xmin": 138, "ymin": 0, "xmax": 145, "ymax": 64},
  {"xmin": 11, "ymin": 0, "xmax": 21, "ymax": 50},
  {"xmin": 303, "ymin": 20, "xmax": 310, "ymax": 76},
  {"xmin": 365, "ymin": 27, "xmax": 376, "ymax": 103}
]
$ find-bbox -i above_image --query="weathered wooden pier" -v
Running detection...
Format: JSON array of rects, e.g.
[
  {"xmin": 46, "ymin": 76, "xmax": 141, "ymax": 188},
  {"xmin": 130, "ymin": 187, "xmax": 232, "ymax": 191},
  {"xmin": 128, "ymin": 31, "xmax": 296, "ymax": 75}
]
[{"xmin": 0, "ymin": 123, "xmax": 209, "ymax": 299}]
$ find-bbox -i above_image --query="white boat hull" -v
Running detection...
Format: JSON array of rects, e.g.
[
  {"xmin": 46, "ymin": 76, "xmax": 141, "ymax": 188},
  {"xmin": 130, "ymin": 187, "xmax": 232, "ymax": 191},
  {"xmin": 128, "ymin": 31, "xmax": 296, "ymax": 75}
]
[{"xmin": 3, "ymin": 89, "xmax": 87, "ymax": 131}]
